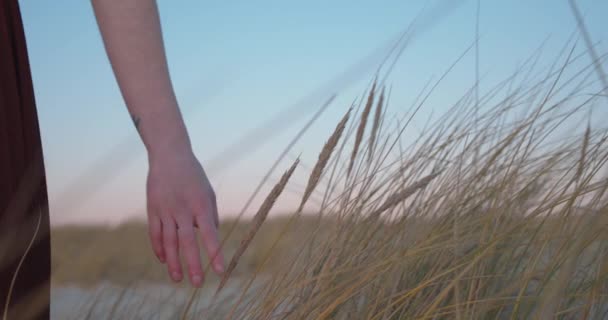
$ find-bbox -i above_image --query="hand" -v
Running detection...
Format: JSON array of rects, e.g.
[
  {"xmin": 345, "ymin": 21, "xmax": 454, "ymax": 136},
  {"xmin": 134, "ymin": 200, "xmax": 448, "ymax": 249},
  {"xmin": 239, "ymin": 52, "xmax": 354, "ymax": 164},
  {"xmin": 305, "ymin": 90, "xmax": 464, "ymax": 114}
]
[{"xmin": 146, "ymin": 148, "xmax": 224, "ymax": 287}]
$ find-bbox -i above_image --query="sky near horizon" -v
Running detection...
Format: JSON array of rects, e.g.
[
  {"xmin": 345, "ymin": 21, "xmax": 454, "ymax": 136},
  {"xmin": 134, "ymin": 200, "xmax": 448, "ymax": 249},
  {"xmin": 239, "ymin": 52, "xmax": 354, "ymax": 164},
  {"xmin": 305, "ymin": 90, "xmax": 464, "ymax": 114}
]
[{"xmin": 18, "ymin": 0, "xmax": 607, "ymax": 226}]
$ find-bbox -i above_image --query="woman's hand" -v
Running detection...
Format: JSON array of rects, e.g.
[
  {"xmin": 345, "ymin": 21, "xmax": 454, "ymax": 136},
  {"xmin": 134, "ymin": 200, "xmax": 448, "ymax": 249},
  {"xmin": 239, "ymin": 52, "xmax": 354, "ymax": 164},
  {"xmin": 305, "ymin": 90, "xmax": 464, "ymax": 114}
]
[
  {"xmin": 92, "ymin": 0, "xmax": 224, "ymax": 287},
  {"xmin": 146, "ymin": 149, "xmax": 224, "ymax": 287}
]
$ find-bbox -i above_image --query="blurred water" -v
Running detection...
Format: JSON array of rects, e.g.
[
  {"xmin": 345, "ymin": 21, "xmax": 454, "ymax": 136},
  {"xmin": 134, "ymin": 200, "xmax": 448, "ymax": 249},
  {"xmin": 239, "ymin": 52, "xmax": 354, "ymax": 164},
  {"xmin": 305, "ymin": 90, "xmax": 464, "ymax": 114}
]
[{"xmin": 51, "ymin": 278, "xmax": 266, "ymax": 320}]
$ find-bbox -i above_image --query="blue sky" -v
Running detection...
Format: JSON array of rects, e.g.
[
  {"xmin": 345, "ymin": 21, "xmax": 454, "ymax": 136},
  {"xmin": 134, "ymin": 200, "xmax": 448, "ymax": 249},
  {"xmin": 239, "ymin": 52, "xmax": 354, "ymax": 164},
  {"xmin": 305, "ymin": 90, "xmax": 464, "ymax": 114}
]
[{"xmin": 19, "ymin": 0, "xmax": 607, "ymax": 226}]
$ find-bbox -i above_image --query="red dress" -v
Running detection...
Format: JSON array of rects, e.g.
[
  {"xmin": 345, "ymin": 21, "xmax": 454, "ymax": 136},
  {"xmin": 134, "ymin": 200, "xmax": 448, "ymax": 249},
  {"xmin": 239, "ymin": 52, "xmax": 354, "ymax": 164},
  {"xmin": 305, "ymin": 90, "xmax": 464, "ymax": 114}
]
[{"xmin": 0, "ymin": 0, "xmax": 51, "ymax": 319}]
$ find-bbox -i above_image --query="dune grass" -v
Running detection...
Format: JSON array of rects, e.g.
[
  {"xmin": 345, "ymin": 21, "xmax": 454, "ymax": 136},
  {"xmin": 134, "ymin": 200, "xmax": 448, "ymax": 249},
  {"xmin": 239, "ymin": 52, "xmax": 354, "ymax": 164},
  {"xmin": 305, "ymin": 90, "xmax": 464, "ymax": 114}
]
[
  {"xmin": 49, "ymin": 37, "xmax": 608, "ymax": 319},
  {"xmin": 43, "ymin": 2, "xmax": 608, "ymax": 318}
]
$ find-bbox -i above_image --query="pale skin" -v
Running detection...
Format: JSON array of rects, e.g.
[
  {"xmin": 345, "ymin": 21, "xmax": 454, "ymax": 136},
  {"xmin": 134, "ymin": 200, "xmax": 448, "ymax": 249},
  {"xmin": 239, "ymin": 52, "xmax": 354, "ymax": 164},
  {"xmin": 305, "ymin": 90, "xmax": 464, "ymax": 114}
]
[{"xmin": 91, "ymin": 0, "xmax": 224, "ymax": 287}]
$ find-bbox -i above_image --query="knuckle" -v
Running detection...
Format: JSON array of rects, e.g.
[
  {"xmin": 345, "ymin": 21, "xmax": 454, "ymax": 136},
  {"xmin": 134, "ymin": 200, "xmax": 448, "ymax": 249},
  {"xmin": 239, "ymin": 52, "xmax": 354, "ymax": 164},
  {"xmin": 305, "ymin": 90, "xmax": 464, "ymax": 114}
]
[
  {"xmin": 165, "ymin": 235, "xmax": 178, "ymax": 247},
  {"xmin": 177, "ymin": 225, "xmax": 196, "ymax": 244},
  {"xmin": 200, "ymin": 230, "xmax": 217, "ymax": 245},
  {"xmin": 167, "ymin": 255, "xmax": 180, "ymax": 266},
  {"xmin": 199, "ymin": 218, "xmax": 216, "ymax": 232},
  {"xmin": 181, "ymin": 236, "xmax": 196, "ymax": 248}
]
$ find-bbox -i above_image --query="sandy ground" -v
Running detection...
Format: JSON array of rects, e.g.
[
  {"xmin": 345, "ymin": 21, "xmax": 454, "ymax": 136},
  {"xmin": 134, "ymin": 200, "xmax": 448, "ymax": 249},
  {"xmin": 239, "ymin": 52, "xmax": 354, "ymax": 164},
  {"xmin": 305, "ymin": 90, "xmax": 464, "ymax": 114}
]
[{"xmin": 51, "ymin": 277, "xmax": 267, "ymax": 320}]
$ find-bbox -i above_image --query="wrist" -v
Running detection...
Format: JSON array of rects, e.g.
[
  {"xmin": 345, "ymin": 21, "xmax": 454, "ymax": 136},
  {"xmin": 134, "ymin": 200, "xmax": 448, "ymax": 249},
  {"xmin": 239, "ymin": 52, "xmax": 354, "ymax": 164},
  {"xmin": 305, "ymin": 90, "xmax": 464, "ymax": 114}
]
[
  {"xmin": 144, "ymin": 123, "xmax": 194, "ymax": 161},
  {"xmin": 127, "ymin": 99, "xmax": 194, "ymax": 164},
  {"xmin": 147, "ymin": 136, "xmax": 194, "ymax": 163}
]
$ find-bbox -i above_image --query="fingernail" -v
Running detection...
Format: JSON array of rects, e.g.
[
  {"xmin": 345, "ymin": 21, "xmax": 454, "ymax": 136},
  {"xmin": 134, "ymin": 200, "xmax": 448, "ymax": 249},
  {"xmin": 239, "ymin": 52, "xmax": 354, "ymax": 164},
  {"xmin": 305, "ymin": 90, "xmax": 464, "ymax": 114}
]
[
  {"xmin": 172, "ymin": 272, "xmax": 182, "ymax": 282},
  {"xmin": 214, "ymin": 261, "xmax": 225, "ymax": 274},
  {"xmin": 192, "ymin": 275, "xmax": 202, "ymax": 286}
]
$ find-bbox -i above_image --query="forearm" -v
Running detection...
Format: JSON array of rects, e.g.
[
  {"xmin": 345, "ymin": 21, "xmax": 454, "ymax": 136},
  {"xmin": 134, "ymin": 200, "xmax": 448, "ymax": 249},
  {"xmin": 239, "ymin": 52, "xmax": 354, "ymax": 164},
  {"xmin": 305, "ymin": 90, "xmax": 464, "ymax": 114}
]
[{"xmin": 91, "ymin": 0, "xmax": 191, "ymax": 159}]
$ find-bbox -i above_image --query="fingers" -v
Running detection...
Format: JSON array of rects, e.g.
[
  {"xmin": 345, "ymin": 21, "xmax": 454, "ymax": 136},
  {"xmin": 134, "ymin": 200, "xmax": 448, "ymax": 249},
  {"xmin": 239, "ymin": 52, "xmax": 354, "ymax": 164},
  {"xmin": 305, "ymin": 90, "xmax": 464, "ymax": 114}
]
[
  {"xmin": 176, "ymin": 220, "xmax": 204, "ymax": 287},
  {"xmin": 147, "ymin": 214, "xmax": 165, "ymax": 263},
  {"xmin": 195, "ymin": 213, "xmax": 225, "ymax": 276},
  {"xmin": 162, "ymin": 220, "xmax": 183, "ymax": 283}
]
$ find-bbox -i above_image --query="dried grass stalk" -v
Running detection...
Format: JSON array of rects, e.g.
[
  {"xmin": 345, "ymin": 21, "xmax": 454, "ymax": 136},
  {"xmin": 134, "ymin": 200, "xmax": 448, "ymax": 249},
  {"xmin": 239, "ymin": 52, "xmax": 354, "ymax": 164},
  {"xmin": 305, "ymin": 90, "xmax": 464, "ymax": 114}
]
[
  {"xmin": 368, "ymin": 171, "xmax": 442, "ymax": 219},
  {"xmin": 348, "ymin": 79, "xmax": 377, "ymax": 175},
  {"xmin": 300, "ymin": 108, "xmax": 352, "ymax": 210},
  {"xmin": 368, "ymin": 86, "xmax": 385, "ymax": 163},
  {"xmin": 216, "ymin": 159, "xmax": 299, "ymax": 294}
]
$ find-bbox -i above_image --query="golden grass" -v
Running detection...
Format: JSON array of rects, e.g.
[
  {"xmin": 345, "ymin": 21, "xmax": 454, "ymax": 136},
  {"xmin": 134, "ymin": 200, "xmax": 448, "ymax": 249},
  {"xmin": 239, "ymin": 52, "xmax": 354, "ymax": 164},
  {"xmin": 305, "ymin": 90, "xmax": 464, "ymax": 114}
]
[
  {"xmin": 348, "ymin": 79, "xmax": 377, "ymax": 176},
  {"xmin": 45, "ymin": 6, "xmax": 608, "ymax": 319},
  {"xmin": 368, "ymin": 86, "xmax": 385, "ymax": 163},
  {"xmin": 217, "ymin": 159, "xmax": 299, "ymax": 295},
  {"xmin": 213, "ymin": 35, "xmax": 608, "ymax": 320}
]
